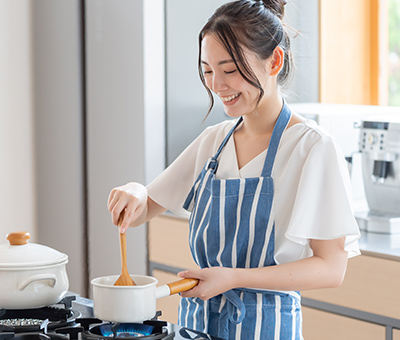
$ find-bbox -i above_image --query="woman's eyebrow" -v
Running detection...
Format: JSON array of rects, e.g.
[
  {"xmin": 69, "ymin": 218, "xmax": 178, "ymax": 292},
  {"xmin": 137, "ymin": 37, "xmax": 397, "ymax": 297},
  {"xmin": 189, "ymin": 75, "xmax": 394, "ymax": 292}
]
[{"xmin": 201, "ymin": 59, "xmax": 235, "ymax": 66}]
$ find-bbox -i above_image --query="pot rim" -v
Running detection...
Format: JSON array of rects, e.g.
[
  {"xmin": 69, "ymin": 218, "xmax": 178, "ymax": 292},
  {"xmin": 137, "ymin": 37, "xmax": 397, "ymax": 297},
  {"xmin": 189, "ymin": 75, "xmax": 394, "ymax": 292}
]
[
  {"xmin": 0, "ymin": 258, "xmax": 68, "ymax": 271},
  {"xmin": 91, "ymin": 274, "xmax": 158, "ymax": 289}
]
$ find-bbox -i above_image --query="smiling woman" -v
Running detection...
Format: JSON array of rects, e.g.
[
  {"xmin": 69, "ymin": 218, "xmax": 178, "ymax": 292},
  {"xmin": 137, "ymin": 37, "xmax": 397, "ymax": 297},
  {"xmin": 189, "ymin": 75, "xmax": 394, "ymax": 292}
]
[{"xmin": 107, "ymin": 1, "xmax": 360, "ymax": 339}]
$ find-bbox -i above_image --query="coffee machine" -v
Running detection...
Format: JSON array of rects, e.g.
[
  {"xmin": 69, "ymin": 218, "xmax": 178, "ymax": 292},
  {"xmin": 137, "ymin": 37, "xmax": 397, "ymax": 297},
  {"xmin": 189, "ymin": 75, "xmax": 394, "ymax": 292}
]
[{"xmin": 355, "ymin": 118, "xmax": 400, "ymax": 233}]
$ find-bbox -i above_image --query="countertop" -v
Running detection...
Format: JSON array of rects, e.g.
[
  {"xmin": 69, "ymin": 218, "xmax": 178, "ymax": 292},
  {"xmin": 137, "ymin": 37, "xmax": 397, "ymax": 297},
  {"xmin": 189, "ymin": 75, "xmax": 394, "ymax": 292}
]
[{"xmin": 359, "ymin": 230, "xmax": 400, "ymax": 261}]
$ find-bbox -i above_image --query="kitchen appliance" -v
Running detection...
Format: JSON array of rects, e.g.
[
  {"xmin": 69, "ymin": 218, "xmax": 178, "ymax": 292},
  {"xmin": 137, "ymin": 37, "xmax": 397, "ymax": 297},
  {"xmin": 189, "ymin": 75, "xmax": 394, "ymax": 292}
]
[
  {"xmin": 0, "ymin": 232, "xmax": 69, "ymax": 309},
  {"xmin": 0, "ymin": 294, "xmax": 222, "ymax": 340},
  {"xmin": 355, "ymin": 118, "xmax": 400, "ymax": 234}
]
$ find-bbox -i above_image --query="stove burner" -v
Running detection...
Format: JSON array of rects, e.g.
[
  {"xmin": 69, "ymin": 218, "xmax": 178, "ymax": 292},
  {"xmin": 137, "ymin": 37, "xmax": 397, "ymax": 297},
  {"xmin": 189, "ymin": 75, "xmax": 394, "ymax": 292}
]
[
  {"xmin": 0, "ymin": 321, "xmax": 44, "ymax": 327},
  {"xmin": 0, "ymin": 307, "xmax": 81, "ymax": 332},
  {"xmin": 0, "ymin": 302, "xmax": 176, "ymax": 340},
  {"xmin": 78, "ymin": 319, "xmax": 174, "ymax": 340},
  {"xmin": 97, "ymin": 323, "xmax": 154, "ymax": 337}
]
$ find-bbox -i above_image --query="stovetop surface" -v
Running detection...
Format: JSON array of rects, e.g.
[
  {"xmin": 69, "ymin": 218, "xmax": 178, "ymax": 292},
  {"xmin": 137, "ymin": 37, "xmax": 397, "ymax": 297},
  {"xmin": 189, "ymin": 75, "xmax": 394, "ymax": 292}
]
[{"xmin": 71, "ymin": 294, "xmax": 223, "ymax": 340}]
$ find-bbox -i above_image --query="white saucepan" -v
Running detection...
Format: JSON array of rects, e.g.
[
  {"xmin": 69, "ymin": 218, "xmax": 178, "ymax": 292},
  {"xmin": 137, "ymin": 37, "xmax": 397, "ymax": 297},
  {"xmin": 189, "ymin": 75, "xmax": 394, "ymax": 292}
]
[
  {"xmin": 91, "ymin": 274, "xmax": 198, "ymax": 322},
  {"xmin": 0, "ymin": 232, "xmax": 69, "ymax": 309}
]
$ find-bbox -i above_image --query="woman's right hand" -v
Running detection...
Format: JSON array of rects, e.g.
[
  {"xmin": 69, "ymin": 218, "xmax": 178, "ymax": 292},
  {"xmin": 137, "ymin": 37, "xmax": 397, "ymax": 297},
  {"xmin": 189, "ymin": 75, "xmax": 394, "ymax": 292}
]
[{"xmin": 107, "ymin": 182, "xmax": 148, "ymax": 233}]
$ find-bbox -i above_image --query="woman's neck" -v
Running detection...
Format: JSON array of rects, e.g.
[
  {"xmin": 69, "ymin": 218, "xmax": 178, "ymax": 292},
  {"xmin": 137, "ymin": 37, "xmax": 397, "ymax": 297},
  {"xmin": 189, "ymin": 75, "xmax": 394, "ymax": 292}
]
[{"xmin": 240, "ymin": 95, "xmax": 283, "ymax": 136}]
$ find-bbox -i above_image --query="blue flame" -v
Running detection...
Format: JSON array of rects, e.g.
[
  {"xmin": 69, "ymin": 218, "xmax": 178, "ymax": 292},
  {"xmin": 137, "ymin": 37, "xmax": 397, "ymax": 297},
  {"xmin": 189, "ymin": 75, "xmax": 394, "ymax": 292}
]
[{"xmin": 100, "ymin": 323, "xmax": 154, "ymax": 337}]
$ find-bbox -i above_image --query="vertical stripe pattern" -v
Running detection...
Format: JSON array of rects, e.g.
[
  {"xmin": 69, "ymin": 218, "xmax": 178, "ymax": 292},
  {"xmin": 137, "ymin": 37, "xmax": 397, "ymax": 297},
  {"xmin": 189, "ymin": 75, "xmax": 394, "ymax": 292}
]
[{"xmin": 179, "ymin": 102, "xmax": 303, "ymax": 339}]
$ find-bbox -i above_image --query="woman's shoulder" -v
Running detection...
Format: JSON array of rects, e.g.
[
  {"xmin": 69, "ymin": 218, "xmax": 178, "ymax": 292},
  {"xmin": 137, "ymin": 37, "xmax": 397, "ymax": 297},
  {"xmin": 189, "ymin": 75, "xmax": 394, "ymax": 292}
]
[
  {"xmin": 280, "ymin": 114, "xmax": 345, "ymax": 163},
  {"xmin": 179, "ymin": 118, "xmax": 238, "ymax": 162},
  {"xmin": 285, "ymin": 115, "xmax": 335, "ymax": 146},
  {"xmin": 198, "ymin": 118, "xmax": 238, "ymax": 142},
  {"xmin": 204, "ymin": 118, "xmax": 237, "ymax": 132}
]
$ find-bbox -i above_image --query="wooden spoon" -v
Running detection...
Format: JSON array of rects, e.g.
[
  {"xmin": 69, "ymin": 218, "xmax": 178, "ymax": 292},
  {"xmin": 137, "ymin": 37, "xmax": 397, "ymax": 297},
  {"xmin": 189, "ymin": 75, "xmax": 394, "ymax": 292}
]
[{"xmin": 114, "ymin": 210, "xmax": 136, "ymax": 286}]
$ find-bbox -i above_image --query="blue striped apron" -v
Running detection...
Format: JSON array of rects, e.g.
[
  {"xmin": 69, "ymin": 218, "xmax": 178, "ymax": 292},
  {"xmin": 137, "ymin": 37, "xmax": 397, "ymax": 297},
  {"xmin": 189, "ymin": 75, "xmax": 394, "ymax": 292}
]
[{"xmin": 179, "ymin": 102, "xmax": 303, "ymax": 340}]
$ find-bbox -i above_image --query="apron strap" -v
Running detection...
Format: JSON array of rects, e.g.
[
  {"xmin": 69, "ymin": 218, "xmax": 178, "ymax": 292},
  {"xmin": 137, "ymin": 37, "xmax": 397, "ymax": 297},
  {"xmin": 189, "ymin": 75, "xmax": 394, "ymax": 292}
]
[
  {"xmin": 218, "ymin": 288, "xmax": 300, "ymax": 339},
  {"xmin": 261, "ymin": 101, "xmax": 291, "ymax": 177},
  {"xmin": 218, "ymin": 290, "xmax": 246, "ymax": 339},
  {"xmin": 209, "ymin": 100, "xmax": 291, "ymax": 176},
  {"xmin": 207, "ymin": 117, "xmax": 243, "ymax": 172}
]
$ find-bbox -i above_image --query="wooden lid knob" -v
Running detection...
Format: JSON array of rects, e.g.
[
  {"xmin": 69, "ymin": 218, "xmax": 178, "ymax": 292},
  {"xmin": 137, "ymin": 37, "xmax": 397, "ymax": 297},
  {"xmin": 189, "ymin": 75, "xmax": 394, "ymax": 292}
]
[{"xmin": 6, "ymin": 232, "xmax": 31, "ymax": 245}]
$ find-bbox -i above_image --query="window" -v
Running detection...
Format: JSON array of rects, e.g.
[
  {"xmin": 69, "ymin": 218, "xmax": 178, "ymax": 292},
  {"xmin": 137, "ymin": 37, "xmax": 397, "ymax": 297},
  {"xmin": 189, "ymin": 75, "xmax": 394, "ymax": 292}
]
[{"xmin": 319, "ymin": 0, "xmax": 400, "ymax": 107}]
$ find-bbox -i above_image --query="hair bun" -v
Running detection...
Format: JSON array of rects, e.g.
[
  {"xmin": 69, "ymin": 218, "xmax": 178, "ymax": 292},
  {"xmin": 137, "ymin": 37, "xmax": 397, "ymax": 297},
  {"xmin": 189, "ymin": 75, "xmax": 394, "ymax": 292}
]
[{"xmin": 261, "ymin": 0, "xmax": 287, "ymax": 19}]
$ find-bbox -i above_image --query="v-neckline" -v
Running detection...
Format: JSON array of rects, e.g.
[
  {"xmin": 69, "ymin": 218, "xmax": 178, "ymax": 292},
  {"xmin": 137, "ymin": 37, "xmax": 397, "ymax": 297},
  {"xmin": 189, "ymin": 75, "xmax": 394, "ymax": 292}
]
[
  {"xmin": 227, "ymin": 119, "xmax": 302, "ymax": 174},
  {"xmin": 231, "ymin": 136, "xmax": 268, "ymax": 172}
]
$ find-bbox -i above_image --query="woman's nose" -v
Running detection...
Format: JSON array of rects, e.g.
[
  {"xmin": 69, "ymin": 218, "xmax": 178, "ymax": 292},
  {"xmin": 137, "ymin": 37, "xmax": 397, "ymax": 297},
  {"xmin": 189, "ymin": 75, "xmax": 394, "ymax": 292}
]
[{"xmin": 208, "ymin": 74, "xmax": 228, "ymax": 92}]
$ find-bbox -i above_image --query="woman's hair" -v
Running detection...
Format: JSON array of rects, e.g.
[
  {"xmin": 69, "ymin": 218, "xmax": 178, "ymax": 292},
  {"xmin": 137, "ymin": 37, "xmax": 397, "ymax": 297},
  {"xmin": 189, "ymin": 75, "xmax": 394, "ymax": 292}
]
[{"xmin": 198, "ymin": 0, "xmax": 294, "ymax": 116}]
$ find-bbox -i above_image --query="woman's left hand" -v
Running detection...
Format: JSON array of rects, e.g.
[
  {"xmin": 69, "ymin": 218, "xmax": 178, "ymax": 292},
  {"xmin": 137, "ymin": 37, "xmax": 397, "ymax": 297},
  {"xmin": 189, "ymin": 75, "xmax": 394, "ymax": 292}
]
[{"xmin": 178, "ymin": 267, "xmax": 238, "ymax": 301}]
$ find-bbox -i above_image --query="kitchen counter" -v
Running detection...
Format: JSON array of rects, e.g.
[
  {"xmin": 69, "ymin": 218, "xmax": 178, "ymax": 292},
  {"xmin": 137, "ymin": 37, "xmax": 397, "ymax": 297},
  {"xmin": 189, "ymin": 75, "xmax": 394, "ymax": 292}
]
[{"xmin": 359, "ymin": 230, "xmax": 400, "ymax": 261}]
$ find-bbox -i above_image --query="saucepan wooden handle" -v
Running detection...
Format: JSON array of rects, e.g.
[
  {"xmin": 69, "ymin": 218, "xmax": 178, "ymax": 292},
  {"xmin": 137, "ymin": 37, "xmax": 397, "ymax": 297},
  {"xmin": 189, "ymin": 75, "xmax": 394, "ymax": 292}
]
[{"xmin": 167, "ymin": 278, "xmax": 199, "ymax": 295}]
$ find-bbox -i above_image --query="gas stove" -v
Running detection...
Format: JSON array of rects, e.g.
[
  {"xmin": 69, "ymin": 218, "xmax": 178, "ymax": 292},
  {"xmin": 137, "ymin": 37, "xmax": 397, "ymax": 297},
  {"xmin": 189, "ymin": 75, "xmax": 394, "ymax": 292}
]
[{"xmin": 0, "ymin": 294, "xmax": 222, "ymax": 340}]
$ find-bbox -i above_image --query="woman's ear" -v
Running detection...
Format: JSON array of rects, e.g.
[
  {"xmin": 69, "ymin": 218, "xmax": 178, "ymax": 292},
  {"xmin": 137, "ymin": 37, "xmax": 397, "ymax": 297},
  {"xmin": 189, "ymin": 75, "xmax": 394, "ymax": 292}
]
[{"xmin": 269, "ymin": 46, "xmax": 284, "ymax": 76}]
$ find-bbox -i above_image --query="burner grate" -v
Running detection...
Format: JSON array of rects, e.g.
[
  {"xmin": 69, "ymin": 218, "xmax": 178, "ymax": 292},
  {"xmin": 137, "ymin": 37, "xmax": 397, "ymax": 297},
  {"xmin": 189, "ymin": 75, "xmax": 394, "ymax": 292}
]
[
  {"xmin": 0, "ymin": 320, "xmax": 44, "ymax": 327},
  {"xmin": 0, "ymin": 332, "xmax": 69, "ymax": 340},
  {"xmin": 0, "ymin": 307, "xmax": 81, "ymax": 333}
]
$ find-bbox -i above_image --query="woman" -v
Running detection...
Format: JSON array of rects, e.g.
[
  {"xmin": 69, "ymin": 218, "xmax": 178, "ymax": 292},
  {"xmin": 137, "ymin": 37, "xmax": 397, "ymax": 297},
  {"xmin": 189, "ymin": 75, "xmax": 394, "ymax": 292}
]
[{"xmin": 107, "ymin": 1, "xmax": 360, "ymax": 339}]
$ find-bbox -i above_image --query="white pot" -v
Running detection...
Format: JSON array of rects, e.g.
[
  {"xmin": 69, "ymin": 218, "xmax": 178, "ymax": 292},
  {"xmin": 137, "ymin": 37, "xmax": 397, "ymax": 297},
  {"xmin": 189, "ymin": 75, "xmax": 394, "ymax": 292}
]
[
  {"xmin": 0, "ymin": 232, "xmax": 69, "ymax": 309},
  {"xmin": 91, "ymin": 274, "xmax": 198, "ymax": 323}
]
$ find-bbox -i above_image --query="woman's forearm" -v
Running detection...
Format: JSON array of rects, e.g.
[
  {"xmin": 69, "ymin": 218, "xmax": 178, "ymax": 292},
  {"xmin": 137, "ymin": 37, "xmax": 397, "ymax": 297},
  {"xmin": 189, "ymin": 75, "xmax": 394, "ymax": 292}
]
[
  {"xmin": 179, "ymin": 238, "xmax": 349, "ymax": 301},
  {"xmin": 234, "ymin": 251, "xmax": 348, "ymax": 292},
  {"xmin": 234, "ymin": 238, "xmax": 348, "ymax": 291}
]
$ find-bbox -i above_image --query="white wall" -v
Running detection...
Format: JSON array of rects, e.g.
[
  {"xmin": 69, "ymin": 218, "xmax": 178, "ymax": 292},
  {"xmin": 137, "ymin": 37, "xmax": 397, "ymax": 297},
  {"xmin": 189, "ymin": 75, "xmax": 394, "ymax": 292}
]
[
  {"xmin": 286, "ymin": 0, "xmax": 319, "ymax": 103},
  {"xmin": 85, "ymin": 0, "xmax": 147, "ymax": 293},
  {"xmin": 0, "ymin": 1, "xmax": 36, "ymax": 241},
  {"xmin": 31, "ymin": 0, "xmax": 86, "ymax": 295},
  {"xmin": 144, "ymin": 0, "xmax": 166, "ymax": 185}
]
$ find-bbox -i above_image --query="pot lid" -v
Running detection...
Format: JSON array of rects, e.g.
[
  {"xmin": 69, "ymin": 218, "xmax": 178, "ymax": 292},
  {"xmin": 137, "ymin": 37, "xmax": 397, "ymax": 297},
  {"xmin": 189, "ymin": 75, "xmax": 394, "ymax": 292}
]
[{"xmin": 0, "ymin": 232, "xmax": 68, "ymax": 268}]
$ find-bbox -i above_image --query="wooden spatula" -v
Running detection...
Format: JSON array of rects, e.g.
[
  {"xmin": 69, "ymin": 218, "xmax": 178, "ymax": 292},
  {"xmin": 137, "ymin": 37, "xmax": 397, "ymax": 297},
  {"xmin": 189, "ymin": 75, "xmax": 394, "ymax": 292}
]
[{"xmin": 114, "ymin": 210, "xmax": 136, "ymax": 286}]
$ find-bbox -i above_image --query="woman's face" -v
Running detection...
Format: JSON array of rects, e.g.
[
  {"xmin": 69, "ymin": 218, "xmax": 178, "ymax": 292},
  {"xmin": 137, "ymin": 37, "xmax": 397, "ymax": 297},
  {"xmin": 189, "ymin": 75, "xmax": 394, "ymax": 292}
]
[{"xmin": 201, "ymin": 34, "xmax": 273, "ymax": 118}]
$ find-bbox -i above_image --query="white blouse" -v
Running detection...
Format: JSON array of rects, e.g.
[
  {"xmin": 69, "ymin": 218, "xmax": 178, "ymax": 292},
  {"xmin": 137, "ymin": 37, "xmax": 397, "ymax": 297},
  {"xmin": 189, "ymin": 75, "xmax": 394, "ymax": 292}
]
[{"xmin": 147, "ymin": 117, "xmax": 361, "ymax": 264}]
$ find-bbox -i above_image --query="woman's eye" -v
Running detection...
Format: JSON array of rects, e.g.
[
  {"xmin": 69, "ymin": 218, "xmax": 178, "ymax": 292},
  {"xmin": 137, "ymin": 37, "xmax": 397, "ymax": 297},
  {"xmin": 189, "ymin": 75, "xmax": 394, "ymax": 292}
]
[
  {"xmin": 225, "ymin": 70, "xmax": 237, "ymax": 74},
  {"xmin": 203, "ymin": 70, "xmax": 212, "ymax": 75}
]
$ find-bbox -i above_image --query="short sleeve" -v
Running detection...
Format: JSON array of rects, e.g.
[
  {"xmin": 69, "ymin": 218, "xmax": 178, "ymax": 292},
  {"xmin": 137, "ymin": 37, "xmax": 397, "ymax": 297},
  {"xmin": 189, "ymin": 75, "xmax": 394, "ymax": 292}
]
[
  {"xmin": 284, "ymin": 136, "xmax": 361, "ymax": 258},
  {"xmin": 147, "ymin": 125, "xmax": 221, "ymax": 217}
]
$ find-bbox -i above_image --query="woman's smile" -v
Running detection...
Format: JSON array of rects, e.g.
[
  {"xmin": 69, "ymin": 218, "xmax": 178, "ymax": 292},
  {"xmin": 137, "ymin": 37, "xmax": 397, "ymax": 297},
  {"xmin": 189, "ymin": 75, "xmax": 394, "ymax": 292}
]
[{"xmin": 220, "ymin": 93, "xmax": 241, "ymax": 105}]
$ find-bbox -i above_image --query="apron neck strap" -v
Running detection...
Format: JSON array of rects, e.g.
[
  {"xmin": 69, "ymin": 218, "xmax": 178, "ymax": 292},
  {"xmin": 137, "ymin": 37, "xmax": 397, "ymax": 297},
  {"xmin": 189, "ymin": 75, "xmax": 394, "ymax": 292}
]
[
  {"xmin": 261, "ymin": 100, "xmax": 291, "ymax": 177},
  {"xmin": 208, "ymin": 100, "xmax": 291, "ymax": 175},
  {"xmin": 208, "ymin": 117, "xmax": 243, "ymax": 171}
]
